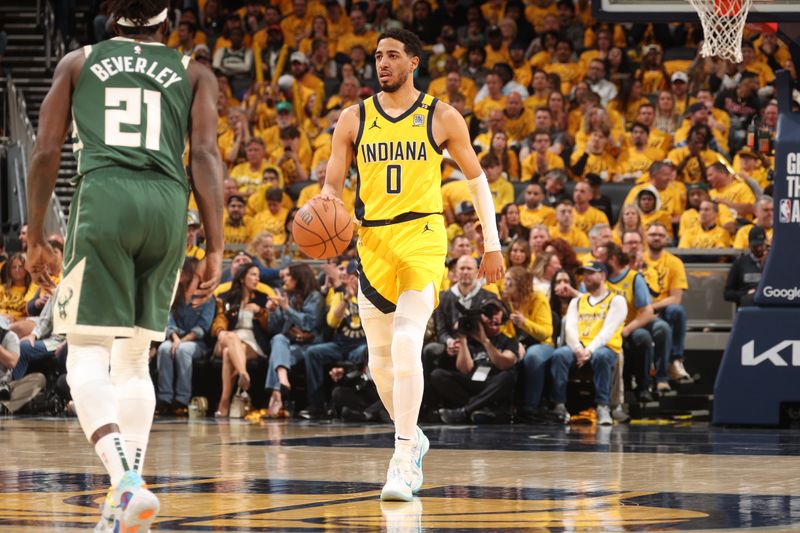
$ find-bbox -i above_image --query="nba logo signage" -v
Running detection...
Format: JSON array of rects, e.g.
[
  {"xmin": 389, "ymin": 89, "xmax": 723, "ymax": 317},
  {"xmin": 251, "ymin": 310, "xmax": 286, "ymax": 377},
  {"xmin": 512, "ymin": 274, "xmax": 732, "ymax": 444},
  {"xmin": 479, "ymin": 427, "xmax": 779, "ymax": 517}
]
[
  {"xmin": 779, "ymin": 199, "xmax": 794, "ymax": 223},
  {"xmin": 756, "ymin": 77, "xmax": 800, "ymax": 307},
  {"xmin": 758, "ymin": 148, "xmax": 800, "ymax": 304},
  {"xmin": 780, "ymin": 153, "xmax": 800, "ymax": 223}
]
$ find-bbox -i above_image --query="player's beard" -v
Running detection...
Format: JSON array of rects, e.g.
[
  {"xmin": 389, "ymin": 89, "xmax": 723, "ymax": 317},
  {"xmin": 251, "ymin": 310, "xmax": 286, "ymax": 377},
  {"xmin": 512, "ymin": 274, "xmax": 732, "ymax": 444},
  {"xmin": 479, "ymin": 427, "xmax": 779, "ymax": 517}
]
[{"xmin": 380, "ymin": 70, "xmax": 408, "ymax": 93}]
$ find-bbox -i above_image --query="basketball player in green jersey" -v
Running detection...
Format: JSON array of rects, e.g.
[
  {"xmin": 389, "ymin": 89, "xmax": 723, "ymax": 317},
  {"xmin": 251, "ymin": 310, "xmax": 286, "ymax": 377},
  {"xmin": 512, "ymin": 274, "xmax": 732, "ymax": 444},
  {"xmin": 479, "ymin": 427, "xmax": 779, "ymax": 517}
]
[
  {"xmin": 320, "ymin": 29, "xmax": 505, "ymax": 501},
  {"xmin": 25, "ymin": 1, "xmax": 224, "ymax": 530}
]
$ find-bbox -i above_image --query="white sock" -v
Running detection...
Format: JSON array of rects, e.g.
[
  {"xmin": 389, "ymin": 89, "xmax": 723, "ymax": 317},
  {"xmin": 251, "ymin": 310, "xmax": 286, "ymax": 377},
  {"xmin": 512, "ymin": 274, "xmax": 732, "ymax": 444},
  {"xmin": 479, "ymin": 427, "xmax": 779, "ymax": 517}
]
[
  {"xmin": 94, "ymin": 433, "xmax": 130, "ymax": 487},
  {"xmin": 111, "ymin": 333, "xmax": 156, "ymax": 475},
  {"xmin": 66, "ymin": 334, "xmax": 131, "ymax": 485}
]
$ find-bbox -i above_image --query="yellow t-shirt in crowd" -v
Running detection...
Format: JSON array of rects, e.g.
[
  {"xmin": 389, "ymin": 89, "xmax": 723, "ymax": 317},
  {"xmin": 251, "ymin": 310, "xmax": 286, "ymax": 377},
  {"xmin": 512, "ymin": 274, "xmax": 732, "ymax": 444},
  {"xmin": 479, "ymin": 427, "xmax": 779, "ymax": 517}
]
[
  {"xmin": 573, "ymin": 205, "xmax": 610, "ymax": 236},
  {"xmin": 248, "ymin": 208, "xmax": 289, "ymax": 244},
  {"xmin": 710, "ymin": 179, "xmax": 756, "ymax": 221},
  {"xmin": 441, "ymin": 179, "xmax": 472, "ymax": 214},
  {"xmin": 230, "ymin": 160, "xmax": 269, "ymax": 197},
  {"xmin": 678, "ymin": 224, "xmax": 732, "ymax": 249},
  {"xmin": 548, "ymin": 224, "xmax": 590, "ymax": 248},
  {"xmin": 569, "ymin": 150, "xmax": 618, "ymax": 182},
  {"xmin": 223, "ymin": 218, "xmax": 251, "ymax": 259},
  {"xmin": 521, "ymin": 151, "xmax": 565, "ymax": 182},
  {"xmin": 645, "ymin": 250, "xmax": 688, "ymax": 304},
  {"xmin": 519, "ymin": 204, "xmax": 556, "ymax": 229},
  {"xmin": 473, "ymin": 95, "xmax": 507, "ymax": 121},
  {"xmin": 668, "ymin": 146, "xmax": 729, "ymax": 184},
  {"xmin": 733, "ymin": 224, "xmax": 773, "ymax": 249},
  {"xmin": 489, "ymin": 178, "xmax": 516, "ymax": 213}
]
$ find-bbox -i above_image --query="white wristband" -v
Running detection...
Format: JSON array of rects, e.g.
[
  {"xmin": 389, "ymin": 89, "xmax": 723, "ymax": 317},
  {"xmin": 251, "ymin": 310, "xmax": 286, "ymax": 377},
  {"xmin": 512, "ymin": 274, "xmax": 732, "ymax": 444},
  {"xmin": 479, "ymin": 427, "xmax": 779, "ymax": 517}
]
[{"xmin": 466, "ymin": 172, "xmax": 502, "ymax": 253}]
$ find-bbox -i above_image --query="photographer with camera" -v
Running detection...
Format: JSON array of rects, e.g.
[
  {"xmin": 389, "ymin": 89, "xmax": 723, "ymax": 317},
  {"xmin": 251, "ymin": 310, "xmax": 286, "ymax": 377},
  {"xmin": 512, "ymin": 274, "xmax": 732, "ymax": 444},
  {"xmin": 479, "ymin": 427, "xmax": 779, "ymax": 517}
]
[
  {"xmin": 432, "ymin": 296, "xmax": 519, "ymax": 425},
  {"xmin": 423, "ymin": 256, "xmax": 495, "ymax": 408}
]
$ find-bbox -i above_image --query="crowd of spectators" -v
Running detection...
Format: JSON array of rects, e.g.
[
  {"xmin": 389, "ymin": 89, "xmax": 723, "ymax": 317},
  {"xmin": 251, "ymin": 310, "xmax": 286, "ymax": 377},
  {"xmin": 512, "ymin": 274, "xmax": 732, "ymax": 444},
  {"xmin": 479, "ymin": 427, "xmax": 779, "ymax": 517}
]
[{"xmin": 2, "ymin": 0, "xmax": 788, "ymax": 422}]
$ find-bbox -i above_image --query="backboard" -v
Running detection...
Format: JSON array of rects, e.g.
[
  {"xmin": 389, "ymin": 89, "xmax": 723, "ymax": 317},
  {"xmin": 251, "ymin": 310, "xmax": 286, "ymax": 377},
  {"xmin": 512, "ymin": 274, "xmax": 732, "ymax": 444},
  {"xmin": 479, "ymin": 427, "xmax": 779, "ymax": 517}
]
[{"xmin": 593, "ymin": 0, "xmax": 800, "ymax": 23}]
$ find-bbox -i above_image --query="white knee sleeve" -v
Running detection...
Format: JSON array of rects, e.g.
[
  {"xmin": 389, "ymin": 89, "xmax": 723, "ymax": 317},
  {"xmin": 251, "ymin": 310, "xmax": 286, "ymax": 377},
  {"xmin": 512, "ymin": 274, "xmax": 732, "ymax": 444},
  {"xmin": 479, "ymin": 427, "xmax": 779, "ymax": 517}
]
[
  {"xmin": 65, "ymin": 334, "xmax": 116, "ymax": 442},
  {"xmin": 391, "ymin": 284, "xmax": 434, "ymax": 377},
  {"xmin": 359, "ymin": 291, "xmax": 396, "ymax": 418},
  {"xmin": 111, "ymin": 331, "xmax": 156, "ymax": 473},
  {"xmin": 391, "ymin": 284, "xmax": 434, "ymax": 441}
]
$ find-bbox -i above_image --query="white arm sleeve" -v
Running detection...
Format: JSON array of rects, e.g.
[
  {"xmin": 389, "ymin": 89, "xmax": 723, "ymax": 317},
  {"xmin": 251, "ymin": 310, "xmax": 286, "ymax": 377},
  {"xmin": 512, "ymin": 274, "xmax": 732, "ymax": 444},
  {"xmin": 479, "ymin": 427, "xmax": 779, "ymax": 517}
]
[
  {"xmin": 466, "ymin": 173, "xmax": 502, "ymax": 253},
  {"xmin": 563, "ymin": 297, "xmax": 580, "ymax": 351},
  {"xmin": 586, "ymin": 295, "xmax": 628, "ymax": 354}
]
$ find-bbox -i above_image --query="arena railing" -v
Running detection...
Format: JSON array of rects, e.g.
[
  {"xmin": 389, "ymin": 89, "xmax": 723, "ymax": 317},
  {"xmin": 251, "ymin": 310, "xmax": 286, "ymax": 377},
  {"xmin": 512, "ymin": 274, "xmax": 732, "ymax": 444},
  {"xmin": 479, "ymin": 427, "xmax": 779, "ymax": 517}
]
[{"xmin": 6, "ymin": 76, "xmax": 67, "ymax": 237}]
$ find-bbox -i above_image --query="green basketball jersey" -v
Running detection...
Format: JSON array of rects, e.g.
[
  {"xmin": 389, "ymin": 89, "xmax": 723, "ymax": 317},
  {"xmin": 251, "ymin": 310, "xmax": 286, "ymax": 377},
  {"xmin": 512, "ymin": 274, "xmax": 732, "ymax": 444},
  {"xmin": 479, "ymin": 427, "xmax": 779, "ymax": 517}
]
[{"xmin": 71, "ymin": 37, "xmax": 192, "ymax": 188}]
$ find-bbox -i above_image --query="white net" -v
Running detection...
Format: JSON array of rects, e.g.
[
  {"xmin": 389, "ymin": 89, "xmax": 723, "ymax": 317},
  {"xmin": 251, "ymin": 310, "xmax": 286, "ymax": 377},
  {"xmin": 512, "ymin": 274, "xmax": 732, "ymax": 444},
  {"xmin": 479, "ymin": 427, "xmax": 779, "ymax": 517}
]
[{"xmin": 688, "ymin": 0, "xmax": 754, "ymax": 62}]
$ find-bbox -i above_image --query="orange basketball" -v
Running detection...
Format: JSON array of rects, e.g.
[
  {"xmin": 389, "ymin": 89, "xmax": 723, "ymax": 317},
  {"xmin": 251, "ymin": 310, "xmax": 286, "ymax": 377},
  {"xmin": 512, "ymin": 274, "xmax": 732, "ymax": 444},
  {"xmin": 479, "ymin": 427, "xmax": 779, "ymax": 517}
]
[{"xmin": 292, "ymin": 197, "xmax": 354, "ymax": 259}]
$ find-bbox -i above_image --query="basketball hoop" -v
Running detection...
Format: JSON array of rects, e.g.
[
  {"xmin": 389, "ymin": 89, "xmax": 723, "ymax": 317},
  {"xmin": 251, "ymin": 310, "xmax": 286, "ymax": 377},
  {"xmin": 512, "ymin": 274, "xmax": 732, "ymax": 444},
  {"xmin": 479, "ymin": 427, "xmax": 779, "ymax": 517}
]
[{"xmin": 688, "ymin": 0, "xmax": 754, "ymax": 62}]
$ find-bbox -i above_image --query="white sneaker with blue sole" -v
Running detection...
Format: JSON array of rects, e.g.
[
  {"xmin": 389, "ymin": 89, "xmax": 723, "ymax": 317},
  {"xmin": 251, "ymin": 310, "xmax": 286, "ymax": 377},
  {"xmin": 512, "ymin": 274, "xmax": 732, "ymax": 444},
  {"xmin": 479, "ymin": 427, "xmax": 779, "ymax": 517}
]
[
  {"xmin": 380, "ymin": 455, "xmax": 417, "ymax": 501},
  {"xmin": 381, "ymin": 427, "xmax": 429, "ymax": 501}
]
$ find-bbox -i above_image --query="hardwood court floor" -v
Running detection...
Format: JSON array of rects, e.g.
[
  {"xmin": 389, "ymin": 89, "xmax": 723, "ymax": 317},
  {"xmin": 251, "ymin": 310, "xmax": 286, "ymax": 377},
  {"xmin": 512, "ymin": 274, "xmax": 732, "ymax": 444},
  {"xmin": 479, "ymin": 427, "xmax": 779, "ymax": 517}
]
[{"xmin": 2, "ymin": 417, "xmax": 800, "ymax": 531}]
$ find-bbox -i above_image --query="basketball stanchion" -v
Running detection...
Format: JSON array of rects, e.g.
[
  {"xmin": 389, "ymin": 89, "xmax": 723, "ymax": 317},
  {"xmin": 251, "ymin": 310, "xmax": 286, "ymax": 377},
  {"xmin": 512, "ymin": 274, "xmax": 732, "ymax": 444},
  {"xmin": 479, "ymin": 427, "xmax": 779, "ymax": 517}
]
[{"xmin": 713, "ymin": 71, "xmax": 800, "ymax": 426}]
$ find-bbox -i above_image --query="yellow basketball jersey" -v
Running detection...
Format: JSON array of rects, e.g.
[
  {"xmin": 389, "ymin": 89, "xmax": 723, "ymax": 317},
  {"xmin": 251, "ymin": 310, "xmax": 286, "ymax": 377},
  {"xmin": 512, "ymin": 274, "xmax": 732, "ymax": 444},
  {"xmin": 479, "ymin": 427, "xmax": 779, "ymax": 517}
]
[
  {"xmin": 354, "ymin": 92, "xmax": 444, "ymax": 221},
  {"xmin": 605, "ymin": 268, "xmax": 640, "ymax": 324},
  {"xmin": 577, "ymin": 292, "xmax": 623, "ymax": 354}
]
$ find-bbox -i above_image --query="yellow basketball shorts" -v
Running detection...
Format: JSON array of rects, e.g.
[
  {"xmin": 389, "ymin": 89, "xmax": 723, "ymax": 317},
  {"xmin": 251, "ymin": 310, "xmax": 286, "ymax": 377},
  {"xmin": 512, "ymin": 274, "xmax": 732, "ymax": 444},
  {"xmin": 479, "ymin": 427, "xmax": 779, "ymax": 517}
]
[{"xmin": 356, "ymin": 214, "xmax": 447, "ymax": 314}]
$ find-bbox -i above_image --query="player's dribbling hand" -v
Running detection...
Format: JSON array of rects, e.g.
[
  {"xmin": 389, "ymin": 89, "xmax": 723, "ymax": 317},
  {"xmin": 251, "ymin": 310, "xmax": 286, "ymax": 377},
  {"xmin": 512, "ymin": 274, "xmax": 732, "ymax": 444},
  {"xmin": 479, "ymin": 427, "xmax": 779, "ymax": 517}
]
[
  {"xmin": 314, "ymin": 193, "xmax": 345, "ymax": 208},
  {"xmin": 478, "ymin": 250, "xmax": 505, "ymax": 284},
  {"xmin": 25, "ymin": 239, "xmax": 58, "ymax": 290},
  {"xmin": 190, "ymin": 251, "xmax": 223, "ymax": 306}
]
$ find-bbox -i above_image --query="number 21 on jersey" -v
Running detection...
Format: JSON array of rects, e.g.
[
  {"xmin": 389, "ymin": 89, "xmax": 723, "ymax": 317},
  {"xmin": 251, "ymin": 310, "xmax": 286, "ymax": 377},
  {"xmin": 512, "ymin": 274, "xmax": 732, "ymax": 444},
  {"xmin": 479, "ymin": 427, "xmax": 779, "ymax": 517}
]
[{"xmin": 104, "ymin": 87, "xmax": 161, "ymax": 151}]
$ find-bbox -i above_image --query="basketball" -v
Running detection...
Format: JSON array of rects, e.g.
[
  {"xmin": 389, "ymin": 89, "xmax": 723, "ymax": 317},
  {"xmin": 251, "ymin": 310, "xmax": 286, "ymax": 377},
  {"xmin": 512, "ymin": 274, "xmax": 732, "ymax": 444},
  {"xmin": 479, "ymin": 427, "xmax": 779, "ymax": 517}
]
[{"xmin": 292, "ymin": 197, "xmax": 354, "ymax": 259}]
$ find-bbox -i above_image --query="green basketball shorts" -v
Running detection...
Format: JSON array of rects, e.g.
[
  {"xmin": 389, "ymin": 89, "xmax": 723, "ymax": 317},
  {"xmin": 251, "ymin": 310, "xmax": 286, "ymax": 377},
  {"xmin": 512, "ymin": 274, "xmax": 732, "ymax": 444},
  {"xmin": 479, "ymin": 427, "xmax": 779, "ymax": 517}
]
[{"xmin": 53, "ymin": 167, "xmax": 188, "ymax": 341}]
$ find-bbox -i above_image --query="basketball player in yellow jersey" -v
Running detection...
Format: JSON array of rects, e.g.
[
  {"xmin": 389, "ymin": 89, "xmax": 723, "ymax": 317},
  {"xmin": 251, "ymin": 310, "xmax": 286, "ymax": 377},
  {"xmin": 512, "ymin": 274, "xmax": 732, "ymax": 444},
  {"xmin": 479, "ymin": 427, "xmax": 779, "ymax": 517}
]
[{"xmin": 319, "ymin": 29, "xmax": 504, "ymax": 502}]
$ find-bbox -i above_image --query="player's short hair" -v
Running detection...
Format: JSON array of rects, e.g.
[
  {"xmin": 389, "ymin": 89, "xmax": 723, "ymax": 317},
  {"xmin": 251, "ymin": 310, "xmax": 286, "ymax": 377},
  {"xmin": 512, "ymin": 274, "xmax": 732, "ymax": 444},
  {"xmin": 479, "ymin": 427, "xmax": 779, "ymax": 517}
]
[
  {"xmin": 377, "ymin": 29, "xmax": 423, "ymax": 60},
  {"xmin": 108, "ymin": 0, "xmax": 168, "ymax": 33}
]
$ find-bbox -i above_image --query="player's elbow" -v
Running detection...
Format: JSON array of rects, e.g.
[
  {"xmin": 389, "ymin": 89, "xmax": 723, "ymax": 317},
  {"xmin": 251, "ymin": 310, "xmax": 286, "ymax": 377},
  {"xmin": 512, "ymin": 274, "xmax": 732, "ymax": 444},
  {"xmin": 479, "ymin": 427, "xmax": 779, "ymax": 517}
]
[
  {"xmin": 31, "ymin": 143, "xmax": 62, "ymax": 164},
  {"xmin": 191, "ymin": 144, "xmax": 221, "ymax": 164}
]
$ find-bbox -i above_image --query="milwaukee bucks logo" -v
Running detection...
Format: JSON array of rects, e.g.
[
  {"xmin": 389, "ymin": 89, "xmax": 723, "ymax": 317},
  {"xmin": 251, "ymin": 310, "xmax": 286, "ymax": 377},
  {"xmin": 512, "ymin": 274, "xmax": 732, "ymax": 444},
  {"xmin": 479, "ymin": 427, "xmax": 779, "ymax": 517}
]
[{"xmin": 57, "ymin": 288, "xmax": 74, "ymax": 320}]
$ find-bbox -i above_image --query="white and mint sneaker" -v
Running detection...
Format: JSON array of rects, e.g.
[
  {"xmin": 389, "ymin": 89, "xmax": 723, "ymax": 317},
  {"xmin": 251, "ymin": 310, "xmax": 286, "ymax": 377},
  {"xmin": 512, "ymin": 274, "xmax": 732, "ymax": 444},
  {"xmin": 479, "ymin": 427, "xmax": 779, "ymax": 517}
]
[
  {"xmin": 95, "ymin": 470, "xmax": 159, "ymax": 532},
  {"xmin": 380, "ymin": 455, "xmax": 418, "ymax": 502}
]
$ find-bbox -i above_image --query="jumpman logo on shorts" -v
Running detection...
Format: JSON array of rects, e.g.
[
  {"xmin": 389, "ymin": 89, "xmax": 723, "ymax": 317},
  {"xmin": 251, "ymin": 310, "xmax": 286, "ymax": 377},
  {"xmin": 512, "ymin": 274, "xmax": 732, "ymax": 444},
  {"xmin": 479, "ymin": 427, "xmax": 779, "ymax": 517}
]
[
  {"xmin": 369, "ymin": 118, "xmax": 381, "ymax": 130},
  {"xmin": 422, "ymin": 223, "xmax": 433, "ymax": 234}
]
